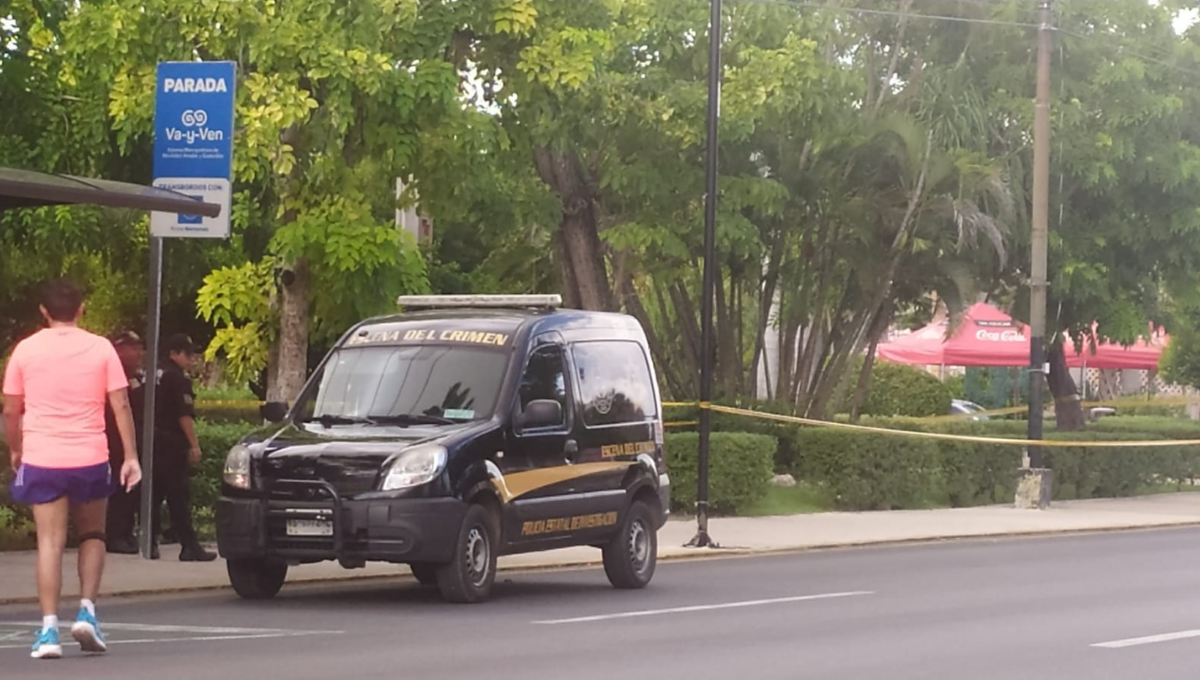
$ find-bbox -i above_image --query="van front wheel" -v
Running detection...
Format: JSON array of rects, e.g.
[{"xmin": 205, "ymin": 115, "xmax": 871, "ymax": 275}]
[
  {"xmin": 603, "ymin": 501, "xmax": 657, "ymax": 589},
  {"xmin": 436, "ymin": 503, "xmax": 498, "ymax": 603},
  {"xmin": 227, "ymin": 558, "xmax": 288, "ymax": 600}
]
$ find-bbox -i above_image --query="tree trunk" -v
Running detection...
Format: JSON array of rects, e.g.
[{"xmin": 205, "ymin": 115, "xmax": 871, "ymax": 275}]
[
  {"xmin": 269, "ymin": 257, "xmax": 310, "ymax": 404},
  {"xmin": 1047, "ymin": 339, "xmax": 1085, "ymax": 431},
  {"xmin": 714, "ymin": 266, "xmax": 739, "ymax": 398},
  {"xmin": 534, "ymin": 147, "xmax": 612, "ymax": 311},
  {"xmin": 849, "ymin": 303, "xmax": 893, "ymax": 422}
]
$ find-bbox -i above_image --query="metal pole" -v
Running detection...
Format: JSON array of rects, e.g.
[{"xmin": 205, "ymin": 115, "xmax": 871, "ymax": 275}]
[
  {"xmin": 1026, "ymin": 0, "xmax": 1053, "ymax": 469},
  {"xmin": 139, "ymin": 236, "xmax": 163, "ymax": 559},
  {"xmin": 688, "ymin": 0, "xmax": 722, "ymax": 549}
]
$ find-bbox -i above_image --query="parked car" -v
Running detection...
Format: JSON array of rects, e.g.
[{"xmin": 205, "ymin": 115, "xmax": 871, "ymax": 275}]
[
  {"xmin": 216, "ymin": 294, "xmax": 670, "ymax": 604},
  {"xmin": 950, "ymin": 399, "xmax": 990, "ymax": 421}
]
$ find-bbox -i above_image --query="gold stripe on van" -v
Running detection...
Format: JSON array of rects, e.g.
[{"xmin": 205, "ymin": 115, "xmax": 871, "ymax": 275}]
[{"xmin": 491, "ymin": 462, "xmax": 634, "ymax": 503}]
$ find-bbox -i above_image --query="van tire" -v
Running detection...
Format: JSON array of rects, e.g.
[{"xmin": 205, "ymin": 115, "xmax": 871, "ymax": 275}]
[
  {"xmin": 409, "ymin": 562, "xmax": 440, "ymax": 587},
  {"xmin": 227, "ymin": 558, "xmax": 288, "ymax": 600},
  {"xmin": 603, "ymin": 501, "xmax": 657, "ymax": 589},
  {"xmin": 436, "ymin": 503, "xmax": 498, "ymax": 603}
]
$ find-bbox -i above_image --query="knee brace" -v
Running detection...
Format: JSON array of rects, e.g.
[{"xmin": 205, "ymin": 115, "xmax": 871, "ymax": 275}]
[{"xmin": 77, "ymin": 532, "xmax": 107, "ymax": 547}]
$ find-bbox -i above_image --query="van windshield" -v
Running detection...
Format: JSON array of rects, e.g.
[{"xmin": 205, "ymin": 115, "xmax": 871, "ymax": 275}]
[{"xmin": 296, "ymin": 345, "xmax": 510, "ymax": 426}]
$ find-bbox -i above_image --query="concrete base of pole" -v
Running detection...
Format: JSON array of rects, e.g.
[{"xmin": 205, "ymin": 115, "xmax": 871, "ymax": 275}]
[{"xmin": 1014, "ymin": 467, "xmax": 1054, "ymax": 510}]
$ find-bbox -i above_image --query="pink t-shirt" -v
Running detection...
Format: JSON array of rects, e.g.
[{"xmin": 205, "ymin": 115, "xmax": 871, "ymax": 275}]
[{"xmin": 2, "ymin": 326, "xmax": 128, "ymax": 469}]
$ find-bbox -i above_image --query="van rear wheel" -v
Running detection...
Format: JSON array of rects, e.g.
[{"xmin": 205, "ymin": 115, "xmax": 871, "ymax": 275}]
[
  {"xmin": 227, "ymin": 558, "xmax": 288, "ymax": 600},
  {"xmin": 603, "ymin": 500, "xmax": 657, "ymax": 589},
  {"xmin": 436, "ymin": 503, "xmax": 498, "ymax": 603}
]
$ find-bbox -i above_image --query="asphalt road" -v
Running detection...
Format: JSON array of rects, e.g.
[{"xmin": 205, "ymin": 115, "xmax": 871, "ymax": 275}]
[{"xmin": 3, "ymin": 528, "xmax": 1200, "ymax": 679}]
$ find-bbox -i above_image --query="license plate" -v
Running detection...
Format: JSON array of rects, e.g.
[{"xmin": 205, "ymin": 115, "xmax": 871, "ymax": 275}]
[{"xmin": 285, "ymin": 519, "xmax": 333, "ymax": 536}]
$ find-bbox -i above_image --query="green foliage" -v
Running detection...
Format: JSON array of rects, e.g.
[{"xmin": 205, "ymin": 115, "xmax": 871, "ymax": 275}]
[
  {"xmin": 665, "ymin": 432, "xmax": 775, "ymax": 515},
  {"xmin": 790, "ymin": 427, "xmax": 945, "ymax": 511},
  {"xmin": 840, "ymin": 360, "xmax": 953, "ymax": 418},
  {"xmin": 774, "ymin": 417, "xmax": 1200, "ymax": 511}
]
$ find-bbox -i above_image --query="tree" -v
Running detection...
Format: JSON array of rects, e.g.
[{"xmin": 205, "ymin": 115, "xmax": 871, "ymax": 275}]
[{"xmin": 51, "ymin": 0, "xmax": 473, "ymax": 399}]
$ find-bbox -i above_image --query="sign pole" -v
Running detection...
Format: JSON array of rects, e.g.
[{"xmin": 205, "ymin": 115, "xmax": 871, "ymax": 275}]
[
  {"xmin": 688, "ymin": 0, "xmax": 722, "ymax": 550},
  {"xmin": 139, "ymin": 237, "xmax": 163, "ymax": 559},
  {"xmin": 143, "ymin": 60, "xmax": 237, "ymax": 558}
]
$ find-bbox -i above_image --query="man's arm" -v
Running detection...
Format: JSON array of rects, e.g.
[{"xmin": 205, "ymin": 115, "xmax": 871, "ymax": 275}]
[
  {"xmin": 107, "ymin": 389, "xmax": 142, "ymax": 491},
  {"xmin": 107, "ymin": 389, "xmax": 138, "ymax": 463},
  {"xmin": 2, "ymin": 394, "xmax": 23, "ymax": 471},
  {"xmin": 180, "ymin": 414, "xmax": 201, "ymax": 464}
]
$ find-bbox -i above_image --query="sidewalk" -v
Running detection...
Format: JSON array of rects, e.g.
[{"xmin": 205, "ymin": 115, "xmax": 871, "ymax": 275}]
[{"xmin": 3, "ymin": 493, "xmax": 1200, "ymax": 604}]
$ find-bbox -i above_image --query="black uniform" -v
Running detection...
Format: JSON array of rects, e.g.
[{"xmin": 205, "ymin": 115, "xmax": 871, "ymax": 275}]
[
  {"xmin": 152, "ymin": 361, "xmax": 204, "ymax": 554},
  {"xmin": 105, "ymin": 370, "xmax": 145, "ymax": 550}
]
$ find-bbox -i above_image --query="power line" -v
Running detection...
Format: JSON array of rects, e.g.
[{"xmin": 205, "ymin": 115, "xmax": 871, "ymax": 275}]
[
  {"xmin": 727, "ymin": 0, "xmax": 1200, "ymax": 78},
  {"xmin": 729, "ymin": 0, "xmax": 1043, "ymax": 29},
  {"xmin": 1056, "ymin": 26, "xmax": 1200, "ymax": 79}
]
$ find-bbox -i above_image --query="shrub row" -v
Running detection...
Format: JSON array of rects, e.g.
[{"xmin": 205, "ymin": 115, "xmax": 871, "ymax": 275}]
[
  {"xmin": 781, "ymin": 418, "xmax": 1200, "ymax": 510},
  {"xmin": 664, "ymin": 432, "xmax": 776, "ymax": 515}
]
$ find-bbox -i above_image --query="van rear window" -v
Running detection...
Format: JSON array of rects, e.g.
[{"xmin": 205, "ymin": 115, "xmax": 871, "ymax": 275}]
[{"xmin": 570, "ymin": 341, "xmax": 658, "ymax": 427}]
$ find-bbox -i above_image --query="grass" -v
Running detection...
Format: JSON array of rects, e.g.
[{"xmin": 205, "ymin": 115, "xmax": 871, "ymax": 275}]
[{"xmin": 741, "ymin": 483, "xmax": 836, "ymax": 517}]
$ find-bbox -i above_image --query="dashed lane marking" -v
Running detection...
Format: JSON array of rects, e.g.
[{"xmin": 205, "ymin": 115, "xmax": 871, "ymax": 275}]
[
  {"xmin": 1092, "ymin": 629, "xmax": 1200, "ymax": 649},
  {"xmin": 531, "ymin": 591, "xmax": 875, "ymax": 625}
]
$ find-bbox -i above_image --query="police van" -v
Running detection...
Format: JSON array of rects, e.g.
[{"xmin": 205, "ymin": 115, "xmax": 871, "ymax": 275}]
[{"xmin": 216, "ymin": 295, "xmax": 670, "ymax": 603}]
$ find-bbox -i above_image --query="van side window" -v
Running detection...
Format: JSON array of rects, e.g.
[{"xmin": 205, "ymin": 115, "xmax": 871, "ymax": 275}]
[
  {"xmin": 518, "ymin": 344, "xmax": 568, "ymax": 427},
  {"xmin": 570, "ymin": 341, "xmax": 658, "ymax": 427}
]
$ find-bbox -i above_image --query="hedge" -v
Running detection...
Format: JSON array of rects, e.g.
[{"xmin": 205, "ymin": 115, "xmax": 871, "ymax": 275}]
[
  {"xmin": 780, "ymin": 418, "xmax": 1200, "ymax": 511},
  {"xmin": 664, "ymin": 432, "xmax": 775, "ymax": 515},
  {"xmin": 836, "ymin": 359, "xmax": 953, "ymax": 418}
]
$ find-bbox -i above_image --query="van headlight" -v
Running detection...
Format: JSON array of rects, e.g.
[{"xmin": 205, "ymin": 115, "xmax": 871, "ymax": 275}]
[
  {"xmin": 381, "ymin": 444, "xmax": 447, "ymax": 491},
  {"xmin": 223, "ymin": 444, "xmax": 252, "ymax": 490}
]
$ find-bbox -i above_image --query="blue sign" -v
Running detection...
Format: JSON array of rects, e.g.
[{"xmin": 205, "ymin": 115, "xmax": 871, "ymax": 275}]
[{"xmin": 150, "ymin": 61, "xmax": 236, "ymax": 239}]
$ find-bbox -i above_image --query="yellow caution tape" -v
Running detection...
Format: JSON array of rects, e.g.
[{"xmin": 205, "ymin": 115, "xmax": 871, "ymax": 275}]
[
  {"xmin": 704, "ymin": 404, "xmax": 1200, "ymax": 448},
  {"xmin": 663, "ymin": 421, "xmax": 699, "ymax": 428}
]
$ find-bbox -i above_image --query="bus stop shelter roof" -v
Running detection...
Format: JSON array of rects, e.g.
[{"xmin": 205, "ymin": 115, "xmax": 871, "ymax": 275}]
[{"xmin": 0, "ymin": 167, "xmax": 221, "ymax": 217}]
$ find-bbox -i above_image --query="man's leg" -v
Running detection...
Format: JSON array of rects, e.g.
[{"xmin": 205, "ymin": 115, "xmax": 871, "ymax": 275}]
[
  {"xmin": 31, "ymin": 497, "xmax": 69, "ymax": 617},
  {"xmin": 68, "ymin": 463, "xmax": 113, "ymax": 654},
  {"xmin": 72, "ymin": 497, "xmax": 108, "ymax": 602},
  {"xmin": 30, "ymin": 497, "xmax": 69, "ymax": 658},
  {"xmin": 163, "ymin": 462, "xmax": 213, "ymax": 561}
]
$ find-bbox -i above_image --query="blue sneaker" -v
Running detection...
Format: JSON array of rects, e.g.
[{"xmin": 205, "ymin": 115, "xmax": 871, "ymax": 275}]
[
  {"xmin": 70, "ymin": 608, "xmax": 107, "ymax": 653},
  {"xmin": 30, "ymin": 627, "xmax": 62, "ymax": 659}
]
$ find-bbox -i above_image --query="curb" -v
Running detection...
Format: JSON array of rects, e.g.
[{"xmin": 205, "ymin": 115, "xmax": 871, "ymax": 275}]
[{"xmin": 3, "ymin": 520, "xmax": 1199, "ymax": 606}]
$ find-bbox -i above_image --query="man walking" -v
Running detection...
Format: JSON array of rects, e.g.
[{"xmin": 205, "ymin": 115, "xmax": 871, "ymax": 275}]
[
  {"xmin": 104, "ymin": 331, "xmax": 147, "ymax": 556},
  {"xmin": 2, "ymin": 280, "xmax": 142, "ymax": 660},
  {"xmin": 151, "ymin": 333, "xmax": 216, "ymax": 562}
]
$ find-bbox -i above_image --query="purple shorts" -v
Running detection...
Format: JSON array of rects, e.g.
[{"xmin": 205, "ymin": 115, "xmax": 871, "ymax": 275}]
[{"xmin": 10, "ymin": 462, "xmax": 113, "ymax": 506}]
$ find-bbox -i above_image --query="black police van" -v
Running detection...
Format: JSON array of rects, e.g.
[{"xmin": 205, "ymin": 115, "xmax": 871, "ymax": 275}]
[{"xmin": 216, "ymin": 295, "xmax": 670, "ymax": 603}]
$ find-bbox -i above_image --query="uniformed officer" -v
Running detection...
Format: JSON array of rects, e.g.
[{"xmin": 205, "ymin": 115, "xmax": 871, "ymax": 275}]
[
  {"xmin": 104, "ymin": 331, "xmax": 146, "ymax": 555},
  {"xmin": 151, "ymin": 333, "xmax": 216, "ymax": 562}
]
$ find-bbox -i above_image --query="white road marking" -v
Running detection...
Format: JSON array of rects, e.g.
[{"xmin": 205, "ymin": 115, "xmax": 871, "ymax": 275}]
[
  {"xmin": 0, "ymin": 621, "xmax": 342, "ymax": 651},
  {"xmin": 1092, "ymin": 629, "xmax": 1200, "ymax": 649},
  {"xmin": 531, "ymin": 591, "xmax": 874, "ymax": 625}
]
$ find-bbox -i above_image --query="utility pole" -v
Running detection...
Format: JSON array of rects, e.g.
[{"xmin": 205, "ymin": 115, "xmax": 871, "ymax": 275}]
[
  {"xmin": 1021, "ymin": 0, "xmax": 1053, "ymax": 507},
  {"xmin": 687, "ymin": 0, "xmax": 722, "ymax": 549}
]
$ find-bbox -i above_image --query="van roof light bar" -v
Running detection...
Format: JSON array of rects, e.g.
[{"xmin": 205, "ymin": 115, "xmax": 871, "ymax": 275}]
[{"xmin": 397, "ymin": 294, "xmax": 563, "ymax": 310}]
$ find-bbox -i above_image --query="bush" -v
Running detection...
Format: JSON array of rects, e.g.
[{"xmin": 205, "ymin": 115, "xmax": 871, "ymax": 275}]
[
  {"xmin": 789, "ymin": 427, "xmax": 942, "ymax": 510},
  {"xmin": 838, "ymin": 360, "xmax": 952, "ymax": 418},
  {"xmin": 665, "ymin": 432, "xmax": 775, "ymax": 515}
]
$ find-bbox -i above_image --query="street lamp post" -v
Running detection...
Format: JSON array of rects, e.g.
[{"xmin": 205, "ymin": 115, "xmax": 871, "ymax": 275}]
[{"xmin": 688, "ymin": 0, "xmax": 723, "ymax": 549}]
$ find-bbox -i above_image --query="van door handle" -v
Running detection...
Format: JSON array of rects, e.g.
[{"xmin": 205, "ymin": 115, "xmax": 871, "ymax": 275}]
[{"xmin": 564, "ymin": 439, "xmax": 578, "ymax": 463}]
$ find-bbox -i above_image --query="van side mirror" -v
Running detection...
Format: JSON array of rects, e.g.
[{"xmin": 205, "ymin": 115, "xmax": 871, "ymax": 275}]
[
  {"xmin": 520, "ymin": 399, "xmax": 563, "ymax": 429},
  {"xmin": 261, "ymin": 401, "xmax": 289, "ymax": 423}
]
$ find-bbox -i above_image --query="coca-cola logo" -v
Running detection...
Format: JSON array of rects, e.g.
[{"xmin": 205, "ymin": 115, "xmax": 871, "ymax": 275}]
[{"xmin": 976, "ymin": 329, "xmax": 1025, "ymax": 342}]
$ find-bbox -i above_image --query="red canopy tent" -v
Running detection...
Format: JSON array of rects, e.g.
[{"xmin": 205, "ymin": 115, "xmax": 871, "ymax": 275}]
[{"xmin": 876, "ymin": 302, "xmax": 1166, "ymax": 370}]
